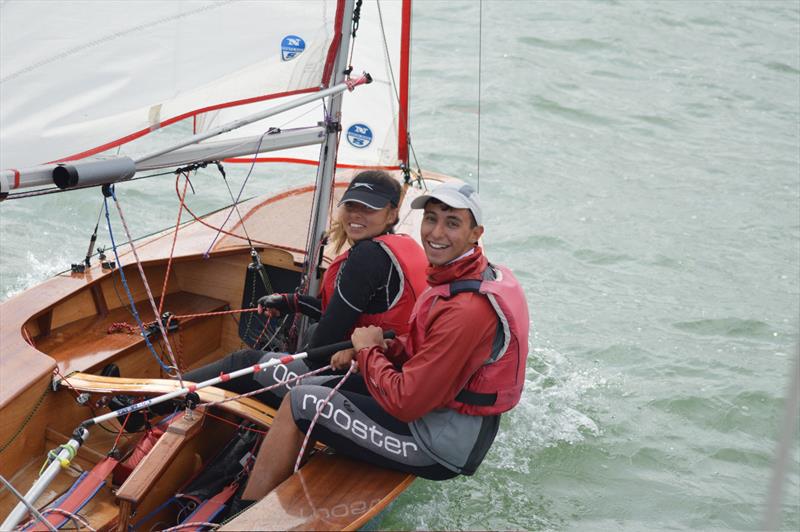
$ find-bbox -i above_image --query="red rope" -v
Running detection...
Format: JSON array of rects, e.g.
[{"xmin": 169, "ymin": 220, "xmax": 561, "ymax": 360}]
[
  {"xmin": 167, "ymin": 307, "xmax": 259, "ymax": 321},
  {"xmin": 112, "ymin": 194, "xmax": 184, "ymax": 386},
  {"xmin": 175, "ymin": 174, "xmax": 306, "ymax": 255},
  {"xmin": 112, "ymin": 411, "xmax": 132, "ymax": 450},
  {"xmin": 203, "ymin": 363, "xmax": 332, "ymax": 408},
  {"xmin": 294, "ymin": 362, "xmax": 356, "ymax": 472},
  {"xmin": 19, "ymin": 508, "xmax": 97, "ymax": 532},
  {"xmin": 54, "ymin": 367, "xmax": 82, "ymax": 401},
  {"xmin": 202, "ymin": 410, "xmax": 268, "ymax": 435},
  {"xmin": 53, "ymin": 367, "xmax": 105, "ymax": 419},
  {"xmin": 112, "ymin": 308, "xmax": 259, "ymax": 333},
  {"xmin": 108, "ymin": 322, "xmax": 137, "ymax": 334},
  {"xmin": 159, "ymin": 174, "xmax": 191, "ymax": 316},
  {"xmin": 252, "ymin": 319, "xmax": 272, "ymax": 347}
]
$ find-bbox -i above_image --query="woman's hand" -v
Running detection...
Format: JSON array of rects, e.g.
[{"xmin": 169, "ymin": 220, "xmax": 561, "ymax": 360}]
[
  {"xmin": 351, "ymin": 325, "xmax": 386, "ymax": 352},
  {"xmin": 257, "ymin": 293, "xmax": 291, "ymax": 317},
  {"xmin": 330, "ymin": 348, "xmax": 358, "ymax": 372}
]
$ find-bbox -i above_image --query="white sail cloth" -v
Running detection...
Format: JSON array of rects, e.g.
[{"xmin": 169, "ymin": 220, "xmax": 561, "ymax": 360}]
[{"xmin": 0, "ymin": 0, "xmax": 407, "ymax": 173}]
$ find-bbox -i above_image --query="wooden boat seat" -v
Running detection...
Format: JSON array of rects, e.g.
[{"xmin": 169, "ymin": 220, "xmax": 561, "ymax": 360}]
[
  {"xmin": 115, "ymin": 412, "xmax": 205, "ymax": 504},
  {"xmin": 33, "ymin": 291, "xmax": 229, "ymax": 375}
]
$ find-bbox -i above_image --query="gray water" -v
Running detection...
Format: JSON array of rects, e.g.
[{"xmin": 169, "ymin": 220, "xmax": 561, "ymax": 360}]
[{"xmin": 1, "ymin": 1, "xmax": 799, "ymax": 530}]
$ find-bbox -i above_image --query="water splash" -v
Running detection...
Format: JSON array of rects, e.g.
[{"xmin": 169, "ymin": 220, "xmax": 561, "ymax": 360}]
[
  {"xmin": 1, "ymin": 251, "xmax": 71, "ymax": 301},
  {"xmin": 491, "ymin": 343, "xmax": 604, "ymax": 475}
]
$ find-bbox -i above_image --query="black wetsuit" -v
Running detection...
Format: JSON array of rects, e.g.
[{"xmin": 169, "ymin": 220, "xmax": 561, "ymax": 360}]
[{"xmin": 183, "ymin": 238, "xmax": 401, "ymax": 406}]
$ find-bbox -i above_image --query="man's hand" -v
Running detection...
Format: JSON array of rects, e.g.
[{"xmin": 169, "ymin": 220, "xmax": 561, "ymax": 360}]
[
  {"xmin": 330, "ymin": 348, "xmax": 358, "ymax": 371},
  {"xmin": 351, "ymin": 325, "xmax": 386, "ymax": 352}
]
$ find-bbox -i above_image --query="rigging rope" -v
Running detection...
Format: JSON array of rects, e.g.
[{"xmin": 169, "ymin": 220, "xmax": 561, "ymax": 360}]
[
  {"xmin": 202, "ymin": 363, "xmax": 334, "ymax": 408},
  {"xmin": 82, "ymin": 203, "xmax": 105, "ymax": 268},
  {"xmin": 477, "ymin": 0, "xmax": 483, "ymax": 193},
  {"xmin": 160, "ymin": 522, "xmax": 218, "ymax": 532},
  {"xmin": 203, "ymin": 131, "xmax": 270, "ymax": 258},
  {"xmin": 216, "ymin": 162, "xmax": 257, "ymax": 249},
  {"xmin": 176, "ymin": 173, "xmax": 305, "ymax": 255},
  {"xmin": 0, "ymin": 475, "xmax": 59, "ymax": 532},
  {"xmin": 17, "ymin": 506, "xmax": 98, "ymax": 532},
  {"xmin": 345, "ymin": 0, "xmax": 363, "ymax": 74},
  {"xmin": 103, "ymin": 194, "xmax": 177, "ymax": 375},
  {"xmin": 294, "ymin": 361, "xmax": 357, "ymax": 473},
  {"xmin": 252, "ymin": 314, "xmax": 289, "ymax": 351},
  {"xmin": 158, "ymin": 173, "xmax": 191, "ymax": 316},
  {"xmin": 376, "ymin": 0, "xmax": 400, "ymax": 105}
]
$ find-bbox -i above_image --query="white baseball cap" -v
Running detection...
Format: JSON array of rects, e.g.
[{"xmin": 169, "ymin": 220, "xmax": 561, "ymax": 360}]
[{"xmin": 410, "ymin": 180, "xmax": 482, "ymax": 225}]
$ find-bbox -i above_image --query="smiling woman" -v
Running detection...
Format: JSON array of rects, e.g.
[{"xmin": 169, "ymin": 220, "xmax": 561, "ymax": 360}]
[{"xmin": 328, "ymin": 170, "xmax": 404, "ymax": 252}]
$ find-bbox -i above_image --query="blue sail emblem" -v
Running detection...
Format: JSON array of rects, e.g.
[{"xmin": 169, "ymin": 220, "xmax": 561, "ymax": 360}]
[
  {"xmin": 346, "ymin": 123, "xmax": 373, "ymax": 148},
  {"xmin": 281, "ymin": 35, "xmax": 305, "ymax": 61}
]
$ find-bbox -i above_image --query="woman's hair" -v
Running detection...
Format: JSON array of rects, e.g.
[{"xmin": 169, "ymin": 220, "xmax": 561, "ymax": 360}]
[{"xmin": 328, "ymin": 170, "xmax": 403, "ymax": 254}]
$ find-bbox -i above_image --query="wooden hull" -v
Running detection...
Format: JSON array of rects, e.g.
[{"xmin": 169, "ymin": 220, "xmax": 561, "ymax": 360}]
[{"xmin": 0, "ymin": 171, "xmax": 449, "ymax": 530}]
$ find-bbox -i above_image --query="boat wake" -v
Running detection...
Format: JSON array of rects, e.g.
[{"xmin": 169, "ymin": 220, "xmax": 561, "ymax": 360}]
[
  {"xmin": 1, "ymin": 250, "xmax": 70, "ymax": 301},
  {"xmin": 491, "ymin": 344, "xmax": 604, "ymax": 475}
]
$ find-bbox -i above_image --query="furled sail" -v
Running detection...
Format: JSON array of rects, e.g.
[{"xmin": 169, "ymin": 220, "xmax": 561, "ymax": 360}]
[{"xmin": 0, "ymin": 0, "xmax": 409, "ymax": 181}]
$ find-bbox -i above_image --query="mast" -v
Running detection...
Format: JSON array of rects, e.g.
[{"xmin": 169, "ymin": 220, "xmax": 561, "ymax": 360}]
[{"xmin": 298, "ymin": 0, "xmax": 357, "ymax": 341}]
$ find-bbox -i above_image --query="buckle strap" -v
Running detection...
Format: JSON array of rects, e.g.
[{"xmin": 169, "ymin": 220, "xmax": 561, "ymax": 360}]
[
  {"xmin": 448, "ymin": 279, "xmax": 482, "ymax": 297},
  {"xmin": 455, "ymin": 388, "xmax": 497, "ymax": 406}
]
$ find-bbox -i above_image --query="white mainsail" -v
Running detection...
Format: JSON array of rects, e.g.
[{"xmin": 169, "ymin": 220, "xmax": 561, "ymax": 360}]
[
  {"xmin": 0, "ymin": 1, "xmax": 413, "ymax": 527},
  {"xmin": 0, "ymin": 0, "xmax": 409, "ymax": 183}
]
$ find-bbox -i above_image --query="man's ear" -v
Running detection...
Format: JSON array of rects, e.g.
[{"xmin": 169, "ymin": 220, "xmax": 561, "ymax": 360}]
[{"xmin": 471, "ymin": 224, "xmax": 485, "ymax": 244}]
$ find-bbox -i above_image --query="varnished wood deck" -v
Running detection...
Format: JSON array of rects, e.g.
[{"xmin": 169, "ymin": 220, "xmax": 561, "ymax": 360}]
[
  {"xmin": 0, "ymin": 171, "xmax": 447, "ymax": 530},
  {"xmin": 221, "ymin": 454, "xmax": 414, "ymax": 531}
]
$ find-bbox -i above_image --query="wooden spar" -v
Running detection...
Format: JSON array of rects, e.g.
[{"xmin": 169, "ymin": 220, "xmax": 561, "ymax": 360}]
[
  {"xmin": 81, "ymin": 352, "xmax": 309, "ymax": 428},
  {"xmin": 63, "ymin": 373, "xmax": 278, "ymax": 427}
]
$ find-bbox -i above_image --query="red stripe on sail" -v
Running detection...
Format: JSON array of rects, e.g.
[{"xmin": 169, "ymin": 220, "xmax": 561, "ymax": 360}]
[
  {"xmin": 397, "ymin": 0, "xmax": 412, "ymax": 165},
  {"xmin": 322, "ymin": 0, "xmax": 348, "ymax": 87},
  {"xmin": 51, "ymin": 87, "xmax": 321, "ymax": 164},
  {"xmin": 222, "ymin": 156, "xmax": 401, "ymax": 171}
]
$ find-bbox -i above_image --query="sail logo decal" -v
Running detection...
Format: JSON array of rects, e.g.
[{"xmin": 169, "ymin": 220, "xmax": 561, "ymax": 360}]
[
  {"xmin": 281, "ymin": 35, "xmax": 305, "ymax": 61},
  {"xmin": 346, "ymin": 123, "xmax": 373, "ymax": 148}
]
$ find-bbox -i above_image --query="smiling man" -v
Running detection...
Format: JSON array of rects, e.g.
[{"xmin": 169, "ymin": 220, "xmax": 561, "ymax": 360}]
[{"xmin": 243, "ymin": 180, "xmax": 530, "ymax": 500}]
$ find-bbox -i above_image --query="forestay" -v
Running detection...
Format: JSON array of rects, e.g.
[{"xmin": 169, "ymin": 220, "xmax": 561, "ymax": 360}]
[{"xmin": 0, "ymin": 0, "xmax": 409, "ymax": 176}]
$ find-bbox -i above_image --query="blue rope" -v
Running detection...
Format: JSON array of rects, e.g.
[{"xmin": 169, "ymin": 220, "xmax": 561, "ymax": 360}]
[{"xmin": 103, "ymin": 193, "xmax": 172, "ymax": 372}]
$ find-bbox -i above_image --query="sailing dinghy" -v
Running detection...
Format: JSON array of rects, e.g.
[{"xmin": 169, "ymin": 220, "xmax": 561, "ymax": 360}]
[{"xmin": 0, "ymin": 1, "xmax": 451, "ymax": 529}]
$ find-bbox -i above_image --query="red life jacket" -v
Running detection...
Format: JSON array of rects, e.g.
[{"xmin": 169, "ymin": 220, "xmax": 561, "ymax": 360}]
[
  {"xmin": 410, "ymin": 263, "xmax": 529, "ymax": 416},
  {"xmin": 319, "ymin": 234, "xmax": 428, "ymax": 336}
]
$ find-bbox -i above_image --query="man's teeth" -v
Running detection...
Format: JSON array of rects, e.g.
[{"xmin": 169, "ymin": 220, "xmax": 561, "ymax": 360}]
[{"xmin": 428, "ymin": 242, "xmax": 447, "ymax": 249}]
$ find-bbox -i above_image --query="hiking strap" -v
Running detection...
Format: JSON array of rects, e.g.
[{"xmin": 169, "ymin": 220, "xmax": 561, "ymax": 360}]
[
  {"xmin": 179, "ymin": 483, "xmax": 239, "ymax": 531},
  {"xmin": 25, "ymin": 456, "xmax": 119, "ymax": 531}
]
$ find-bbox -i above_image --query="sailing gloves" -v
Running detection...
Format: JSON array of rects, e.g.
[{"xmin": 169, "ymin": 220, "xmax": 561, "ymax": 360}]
[{"xmin": 257, "ymin": 293, "xmax": 297, "ymax": 315}]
